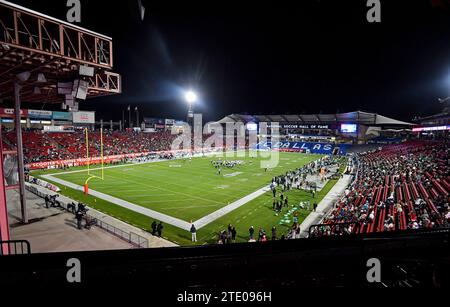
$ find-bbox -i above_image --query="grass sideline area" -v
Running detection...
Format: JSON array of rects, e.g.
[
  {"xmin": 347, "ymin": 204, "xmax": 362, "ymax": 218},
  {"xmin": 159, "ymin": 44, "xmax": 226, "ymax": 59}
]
[{"xmin": 33, "ymin": 151, "xmax": 345, "ymax": 245}]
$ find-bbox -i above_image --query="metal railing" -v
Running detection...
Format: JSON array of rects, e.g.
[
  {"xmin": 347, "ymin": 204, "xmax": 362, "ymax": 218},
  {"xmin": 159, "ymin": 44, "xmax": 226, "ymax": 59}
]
[
  {"xmin": 94, "ymin": 219, "xmax": 148, "ymax": 248},
  {"xmin": 317, "ymin": 157, "xmax": 360, "ymax": 224},
  {"xmin": 0, "ymin": 240, "xmax": 31, "ymax": 255},
  {"xmin": 308, "ymin": 222, "xmax": 358, "ymax": 238}
]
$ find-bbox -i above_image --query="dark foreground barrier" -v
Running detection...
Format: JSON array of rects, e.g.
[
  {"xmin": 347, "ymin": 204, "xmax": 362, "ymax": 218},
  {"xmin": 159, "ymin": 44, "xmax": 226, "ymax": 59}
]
[{"xmin": 0, "ymin": 229, "xmax": 449, "ymax": 289}]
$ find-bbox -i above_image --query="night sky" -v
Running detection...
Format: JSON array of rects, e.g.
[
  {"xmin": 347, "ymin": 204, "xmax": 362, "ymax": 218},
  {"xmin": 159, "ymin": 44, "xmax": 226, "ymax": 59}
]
[{"xmin": 5, "ymin": 0, "xmax": 450, "ymax": 122}]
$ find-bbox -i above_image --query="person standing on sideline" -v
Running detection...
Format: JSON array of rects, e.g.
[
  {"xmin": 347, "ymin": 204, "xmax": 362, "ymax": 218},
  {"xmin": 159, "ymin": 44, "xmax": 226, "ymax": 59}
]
[
  {"xmin": 271, "ymin": 226, "xmax": 277, "ymax": 240},
  {"xmin": 293, "ymin": 213, "xmax": 299, "ymax": 225},
  {"xmin": 151, "ymin": 220, "xmax": 157, "ymax": 235},
  {"xmin": 258, "ymin": 227, "xmax": 264, "ymax": 241},
  {"xmin": 231, "ymin": 227, "xmax": 237, "ymax": 243},
  {"xmin": 75, "ymin": 210, "xmax": 83, "ymax": 230},
  {"xmin": 249, "ymin": 226, "xmax": 255, "ymax": 241},
  {"xmin": 313, "ymin": 202, "xmax": 318, "ymax": 212},
  {"xmin": 190, "ymin": 224, "xmax": 197, "ymax": 242},
  {"xmin": 157, "ymin": 222, "xmax": 163, "ymax": 237}
]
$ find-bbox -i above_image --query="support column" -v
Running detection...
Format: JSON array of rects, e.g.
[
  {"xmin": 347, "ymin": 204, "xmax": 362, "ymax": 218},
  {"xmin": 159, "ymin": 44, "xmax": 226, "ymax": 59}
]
[
  {"xmin": 0, "ymin": 125, "xmax": 11, "ymax": 253},
  {"xmin": 14, "ymin": 82, "xmax": 27, "ymax": 224}
]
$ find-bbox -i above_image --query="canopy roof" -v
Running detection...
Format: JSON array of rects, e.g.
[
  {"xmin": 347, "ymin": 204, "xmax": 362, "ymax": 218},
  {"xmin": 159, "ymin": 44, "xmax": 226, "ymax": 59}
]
[{"xmin": 216, "ymin": 111, "xmax": 414, "ymax": 126}]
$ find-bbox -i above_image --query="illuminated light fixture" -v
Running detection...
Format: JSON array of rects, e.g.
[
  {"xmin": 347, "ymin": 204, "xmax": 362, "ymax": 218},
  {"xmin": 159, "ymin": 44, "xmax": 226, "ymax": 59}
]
[
  {"xmin": 185, "ymin": 90, "xmax": 197, "ymax": 104},
  {"xmin": 16, "ymin": 71, "xmax": 31, "ymax": 82},
  {"xmin": 37, "ymin": 73, "xmax": 47, "ymax": 83},
  {"xmin": 33, "ymin": 87, "xmax": 41, "ymax": 95},
  {"xmin": 412, "ymin": 125, "xmax": 450, "ymax": 132}
]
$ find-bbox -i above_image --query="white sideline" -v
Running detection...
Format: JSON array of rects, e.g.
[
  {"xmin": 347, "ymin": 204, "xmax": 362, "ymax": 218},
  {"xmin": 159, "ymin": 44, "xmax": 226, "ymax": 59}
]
[
  {"xmin": 299, "ymin": 174, "xmax": 352, "ymax": 237},
  {"xmin": 41, "ymin": 174, "xmax": 193, "ymax": 231},
  {"xmin": 40, "ymin": 150, "xmax": 254, "ymax": 176},
  {"xmin": 194, "ymin": 185, "xmax": 272, "ymax": 229},
  {"xmin": 40, "ymin": 154, "xmax": 333, "ymax": 233},
  {"xmin": 42, "ymin": 172, "xmax": 271, "ymax": 231}
]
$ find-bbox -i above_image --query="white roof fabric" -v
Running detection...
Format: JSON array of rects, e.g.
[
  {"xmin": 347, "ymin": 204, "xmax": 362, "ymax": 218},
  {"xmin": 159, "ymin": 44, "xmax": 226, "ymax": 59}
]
[{"xmin": 216, "ymin": 111, "xmax": 414, "ymax": 126}]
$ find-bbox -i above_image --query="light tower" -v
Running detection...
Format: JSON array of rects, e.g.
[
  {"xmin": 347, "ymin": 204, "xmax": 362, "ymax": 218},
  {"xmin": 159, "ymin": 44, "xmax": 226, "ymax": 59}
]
[{"xmin": 185, "ymin": 90, "xmax": 197, "ymax": 126}]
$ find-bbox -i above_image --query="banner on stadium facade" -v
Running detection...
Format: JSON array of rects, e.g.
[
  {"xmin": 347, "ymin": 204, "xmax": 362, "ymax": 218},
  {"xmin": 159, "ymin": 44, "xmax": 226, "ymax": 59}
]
[
  {"xmin": 28, "ymin": 109, "xmax": 52, "ymax": 119},
  {"xmin": 43, "ymin": 125, "xmax": 74, "ymax": 132},
  {"xmin": 52, "ymin": 111, "xmax": 72, "ymax": 121},
  {"xmin": 0, "ymin": 108, "xmax": 28, "ymax": 118},
  {"xmin": 26, "ymin": 153, "xmax": 137, "ymax": 170},
  {"xmin": 25, "ymin": 150, "xmax": 189, "ymax": 170},
  {"xmin": 72, "ymin": 111, "xmax": 95, "ymax": 124},
  {"xmin": 165, "ymin": 119, "xmax": 175, "ymax": 126},
  {"xmin": 144, "ymin": 117, "xmax": 165, "ymax": 125},
  {"xmin": 282, "ymin": 124, "xmax": 331, "ymax": 130},
  {"xmin": 25, "ymin": 148, "xmax": 226, "ymax": 170},
  {"xmin": 256, "ymin": 141, "xmax": 350, "ymax": 155}
]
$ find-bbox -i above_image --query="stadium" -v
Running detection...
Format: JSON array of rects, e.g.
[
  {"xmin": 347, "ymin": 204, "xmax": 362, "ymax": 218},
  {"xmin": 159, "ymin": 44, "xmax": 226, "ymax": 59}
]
[{"xmin": 0, "ymin": 0, "xmax": 449, "ymax": 291}]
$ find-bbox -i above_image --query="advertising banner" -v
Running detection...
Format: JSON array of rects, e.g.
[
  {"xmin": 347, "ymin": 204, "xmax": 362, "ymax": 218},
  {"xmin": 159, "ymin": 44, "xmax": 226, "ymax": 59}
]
[
  {"xmin": 165, "ymin": 119, "xmax": 175, "ymax": 126},
  {"xmin": 72, "ymin": 111, "xmax": 95, "ymax": 124},
  {"xmin": 0, "ymin": 108, "xmax": 28, "ymax": 118},
  {"xmin": 256, "ymin": 141, "xmax": 350, "ymax": 155},
  {"xmin": 28, "ymin": 176, "xmax": 60, "ymax": 192},
  {"xmin": 28, "ymin": 109, "xmax": 52, "ymax": 119},
  {"xmin": 144, "ymin": 117, "xmax": 165, "ymax": 125},
  {"xmin": 52, "ymin": 111, "xmax": 72, "ymax": 121},
  {"xmin": 282, "ymin": 124, "xmax": 331, "ymax": 130},
  {"xmin": 26, "ymin": 149, "xmax": 197, "ymax": 170}
]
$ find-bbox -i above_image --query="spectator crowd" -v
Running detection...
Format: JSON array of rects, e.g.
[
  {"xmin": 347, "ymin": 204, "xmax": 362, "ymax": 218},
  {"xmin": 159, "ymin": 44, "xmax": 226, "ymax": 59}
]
[
  {"xmin": 3, "ymin": 129, "xmax": 178, "ymax": 164},
  {"xmin": 312, "ymin": 141, "xmax": 450, "ymax": 237}
]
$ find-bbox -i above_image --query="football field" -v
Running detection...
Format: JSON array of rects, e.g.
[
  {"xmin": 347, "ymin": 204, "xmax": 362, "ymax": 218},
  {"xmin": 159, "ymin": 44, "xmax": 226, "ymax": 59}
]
[{"xmin": 35, "ymin": 151, "xmax": 343, "ymax": 245}]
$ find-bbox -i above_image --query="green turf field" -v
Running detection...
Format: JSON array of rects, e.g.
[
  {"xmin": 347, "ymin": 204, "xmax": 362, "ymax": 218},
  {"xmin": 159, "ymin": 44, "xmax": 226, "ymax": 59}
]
[{"xmin": 34, "ymin": 151, "xmax": 344, "ymax": 245}]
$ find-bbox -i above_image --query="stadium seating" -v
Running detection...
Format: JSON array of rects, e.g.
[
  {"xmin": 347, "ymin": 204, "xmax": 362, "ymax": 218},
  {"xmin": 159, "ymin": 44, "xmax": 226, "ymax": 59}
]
[
  {"xmin": 5, "ymin": 128, "xmax": 449, "ymax": 236},
  {"xmin": 3, "ymin": 130, "xmax": 179, "ymax": 164},
  {"xmin": 317, "ymin": 141, "xmax": 449, "ymax": 236}
]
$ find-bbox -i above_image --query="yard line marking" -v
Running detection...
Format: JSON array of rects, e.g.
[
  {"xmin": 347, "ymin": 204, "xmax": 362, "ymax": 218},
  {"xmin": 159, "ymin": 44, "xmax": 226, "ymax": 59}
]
[
  {"xmin": 162, "ymin": 204, "xmax": 221, "ymax": 210},
  {"xmin": 138, "ymin": 199, "xmax": 193, "ymax": 204},
  {"xmin": 39, "ymin": 153, "xmax": 324, "ymax": 235},
  {"xmin": 41, "ymin": 174, "xmax": 192, "ymax": 231},
  {"xmin": 193, "ymin": 185, "xmax": 271, "ymax": 229},
  {"xmin": 101, "ymin": 188, "xmax": 161, "ymax": 193},
  {"xmin": 125, "ymin": 194, "xmax": 177, "ymax": 198},
  {"xmin": 42, "ymin": 150, "xmax": 264, "ymax": 176},
  {"xmin": 111, "ymin": 172, "xmax": 226, "ymax": 205}
]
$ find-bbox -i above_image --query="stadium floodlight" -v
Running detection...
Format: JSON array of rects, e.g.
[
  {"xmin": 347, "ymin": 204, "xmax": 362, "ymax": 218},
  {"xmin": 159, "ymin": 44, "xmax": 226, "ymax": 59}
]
[{"xmin": 185, "ymin": 90, "xmax": 197, "ymax": 104}]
